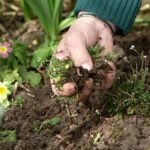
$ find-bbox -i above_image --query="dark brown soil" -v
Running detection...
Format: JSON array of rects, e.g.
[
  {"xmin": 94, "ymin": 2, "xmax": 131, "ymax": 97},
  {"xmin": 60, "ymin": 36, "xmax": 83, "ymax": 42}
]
[
  {"xmin": 0, "ymin": 27, "xmax": 150, "ymax": 150},
  {"xmin": 0, "ymin": 83, "xmax": 150, "ymax": 150}
]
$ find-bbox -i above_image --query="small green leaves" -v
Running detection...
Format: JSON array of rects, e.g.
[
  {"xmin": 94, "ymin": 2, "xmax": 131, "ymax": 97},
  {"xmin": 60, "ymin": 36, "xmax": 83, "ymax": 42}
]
[
  {"xmin": 35, "ymin": 117, "xmax": 61, "ymax": 132},
  {"xmin": 12, "ymin": 41, "xmax": 28, "ymax": 66},
  {"xmin": 48, "ymin": 117, "xmax": 61, "ymax": 126},
  {"xmin": 31, "ymin": 41, "xmax": 56, "ymax": 68},
  {"xmin": 12, "ymin": 96, "xmax": 25, "ymax": 107},
  {"xmin": 27, "ymin": 71, "xmax": 41, "ymax": 87},
  {"xmin": 48, "ymin": 56, "xmax": 73, "ymax": 88},
  {"xmin": 0, "ymin": 130, "xmax": 17, "ymax": 142}
]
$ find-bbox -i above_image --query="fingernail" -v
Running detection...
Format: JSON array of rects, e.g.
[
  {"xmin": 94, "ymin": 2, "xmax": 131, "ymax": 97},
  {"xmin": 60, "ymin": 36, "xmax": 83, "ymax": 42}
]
[{"xmin": 82, "ymin": 63, "xmax": 92, "ymax": 71}]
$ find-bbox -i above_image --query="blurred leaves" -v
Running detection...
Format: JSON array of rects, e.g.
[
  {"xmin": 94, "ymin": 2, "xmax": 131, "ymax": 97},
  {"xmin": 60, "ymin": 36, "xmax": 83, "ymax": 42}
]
[
  {"xmin": 0, "ymin": 130, "xmax": 16, "ymax": 142},
  {"xmin": 27, "ymin": 71, "xmax": 41, "ymax": 87},
  {"xmin": 20, "ymin": 0, "xmax": 75, "ymax": 40},
  {"xmin": 135, "ymin": 4, "xmax": 150, "ymax": 25}
]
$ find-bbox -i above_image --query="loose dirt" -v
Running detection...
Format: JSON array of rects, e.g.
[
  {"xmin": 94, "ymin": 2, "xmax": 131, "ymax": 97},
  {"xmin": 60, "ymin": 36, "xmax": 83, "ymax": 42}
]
[{"xmin": 0, "ymin": 28, "xmax": 150, "ymax": 150}]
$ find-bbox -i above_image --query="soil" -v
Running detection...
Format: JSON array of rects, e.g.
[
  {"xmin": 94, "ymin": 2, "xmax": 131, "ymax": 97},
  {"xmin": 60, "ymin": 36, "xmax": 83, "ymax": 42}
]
[
  {"xmin": 0, "ymin": 16, "xmax": 150, "ymax": 150},
  {"xmin": 0, "ymin": 28, "xmax": 150, "ymax": 150}
]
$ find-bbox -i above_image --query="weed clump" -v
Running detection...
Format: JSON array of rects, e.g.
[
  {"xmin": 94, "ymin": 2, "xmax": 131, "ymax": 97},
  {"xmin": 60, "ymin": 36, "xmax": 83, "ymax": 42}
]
[{"xmin": 107, "ymin": 49, "xmax": 150, "ymax": 116}]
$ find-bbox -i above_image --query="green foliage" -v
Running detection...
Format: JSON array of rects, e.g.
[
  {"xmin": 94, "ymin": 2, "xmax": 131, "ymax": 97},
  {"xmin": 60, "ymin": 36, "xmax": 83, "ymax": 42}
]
[
  {"xmin": 0, "ymin": 39, "xmax": 43, "ymax": 87},
  {"xmin": 12, "ymin": 96, "xmax": 25, "ymax": 107},
  {"xmin": 107, "ymin": 52, "xmax": 150, "ymax": 115},
  {"xmin": 0, "ymin": 40, "xmax": 29, "ymax": 83},
  {"xmin": 7, "ymin": 41, "xmax": 28, "ymax": 67},
  {"xmin": 48, "ymin": 55, "xmax": 73, "ymax": 88},
  {"xmin": 0, "ymin": 105, "xmax": 6, "ymax": 122},
  {"xmin": 20, "ymin": 0, "xmax": 33, "ymax": 21},
  {"xmin": 47, "ymin": 117, "xmax": 61, "ymax": 125},
  {"xmin": 27, "ymin": 71, "xmax": 41, "ymax": 87},
  {"xmin": 134, "ymin": 4, "xmax": 150, "ymax": 26},
  {"xmin": 0, "ymin": 130, "xmax": 16, "ymax": 142},
  {"xmin": 35, "ymin": 117, "xmax": 61, "ymax": 132},
  {"xmin": 20, "ymin": 0, "xmax": 75, "ymax": 40},
  {"xmin": 31, "ymin": 41, "xmax": 57, "ymax": 68}
]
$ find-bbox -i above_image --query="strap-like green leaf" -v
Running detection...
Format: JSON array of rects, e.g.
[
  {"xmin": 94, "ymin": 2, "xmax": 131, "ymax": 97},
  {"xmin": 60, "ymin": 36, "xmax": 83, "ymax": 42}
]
[{"xmin": 59, "ymin": 17, "xmax": 75, "ymax": 31}]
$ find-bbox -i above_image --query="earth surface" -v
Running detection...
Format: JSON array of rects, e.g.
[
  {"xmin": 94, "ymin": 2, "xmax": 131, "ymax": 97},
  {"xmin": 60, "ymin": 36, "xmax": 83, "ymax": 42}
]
[{"xmin": 0, "ymin": 12, "xmax": 150, "ymax": 150}]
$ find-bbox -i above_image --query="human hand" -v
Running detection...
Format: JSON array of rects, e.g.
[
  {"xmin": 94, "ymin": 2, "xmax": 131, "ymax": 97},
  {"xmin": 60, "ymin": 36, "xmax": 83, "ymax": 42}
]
[{"xmin": 49, "ymin": 13, "xmax": 116, "ymax": 97}]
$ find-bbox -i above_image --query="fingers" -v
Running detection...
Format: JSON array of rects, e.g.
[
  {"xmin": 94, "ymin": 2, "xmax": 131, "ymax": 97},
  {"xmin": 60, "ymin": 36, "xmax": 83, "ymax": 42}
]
[
  {"xmin": 96, "ymin": 23, "xmax": 115, "ymax": 89},
  {"xmin": 50, "ymin": 17, "xmax": 115, "ymax": 97},
  {"xmin": 65, "ymin": 31, "xmax": 93, "ymax": 70},
  {"xmin": 101, "ymin": 61, "xmax": 116, "ymax": 89},
  {"xmin": 50, "ymin": 29, "xmax": 94, "ymax": 96},
  {"xmin": 51, "ymin": 79, "xmax": 77, "ymax": 96},
  {"xmin": 77, "ymin": 78, "xmax": 94, "ymax": 102},
  {"xmin": 97, "ymin": 24, "xmax": 114, "ymax": 56}
]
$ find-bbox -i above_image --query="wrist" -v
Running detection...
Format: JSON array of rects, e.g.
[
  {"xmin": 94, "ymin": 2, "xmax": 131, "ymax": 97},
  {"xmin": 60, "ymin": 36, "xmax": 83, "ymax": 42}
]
[{"xmin": 78, "ymin": 11, "xmax": 116, "ymax": 36}]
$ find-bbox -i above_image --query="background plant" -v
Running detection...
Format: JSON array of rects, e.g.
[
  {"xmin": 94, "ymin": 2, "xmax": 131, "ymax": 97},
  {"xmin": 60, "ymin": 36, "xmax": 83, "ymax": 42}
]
[
  {"xmin": 0, "ymin": 36, "xmax": 42, "ymax": 87},
  {"xmin": 20, "ymin": 0, "xmax": 75, "ymax": 40},
  {"xmin": 107, "ymin": 50, "xmax": 150, "ymax": 115}
]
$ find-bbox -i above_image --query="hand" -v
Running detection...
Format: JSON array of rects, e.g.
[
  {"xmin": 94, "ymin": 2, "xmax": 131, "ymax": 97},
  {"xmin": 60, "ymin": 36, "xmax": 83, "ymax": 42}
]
[{"xmin": 50, "ymin": 13, "xmax": 116, "ymax": 96}]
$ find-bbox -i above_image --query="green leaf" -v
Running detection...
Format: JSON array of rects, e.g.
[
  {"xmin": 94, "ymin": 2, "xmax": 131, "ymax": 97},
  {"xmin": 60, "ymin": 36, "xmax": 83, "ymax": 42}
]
[
  {"xmin": 48, "ymin": 117, "xmax": 61, "ymax": 125},
  {"xmin": 0, "ymin": 130, "xmax": 16, "ymax": 142},
  {"xmin": 0, "ymin": 105, "xmax": 6, "ymax": 122},
  {"xmin": 59, "ymin": 17, "xmax": 75, "ymax": 31},
  {"xmin": 20, "ymin": 0, "xmax": 33, "ymax": 21},
  {"xmin": 27, "ymin": 71, "xmax": 41, "ymax": 87},
  {"xmin": 13, "ymin": 41, "xmax": 28, "ymax": 65},
  {"xmin": 4, "ymin": 69, "xmax": 20, "ymax": 84},
  {"xmin": 31, "ymin": 41, "xmax": 56, "ymax": 68},
  {"xmin": 25, "ymin": 0, "xmax": 63, "ymax": 40},
  {"xmin": 12, "ymin": 96, "xmax": 25, "ymax": 107},
  {"xmin": 25, "ymin": 0, "xmax": 52, "ymax": 38},
  {"xmin": 37, "ymin": 117, "xmax": 61, "ymax": 132}
]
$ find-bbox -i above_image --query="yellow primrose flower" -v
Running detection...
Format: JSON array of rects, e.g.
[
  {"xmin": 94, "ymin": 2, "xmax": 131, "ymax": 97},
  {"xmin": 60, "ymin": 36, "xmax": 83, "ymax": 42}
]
[{"xmin": 0, "ymin": 82, "xmax": 10, "ymax": 102}]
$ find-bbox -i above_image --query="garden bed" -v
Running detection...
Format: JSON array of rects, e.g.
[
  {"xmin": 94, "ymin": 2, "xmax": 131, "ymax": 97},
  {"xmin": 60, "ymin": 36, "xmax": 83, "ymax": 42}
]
[{"xmin": 0, "ymin": 28, "xmax": 150, "ymax": 150}]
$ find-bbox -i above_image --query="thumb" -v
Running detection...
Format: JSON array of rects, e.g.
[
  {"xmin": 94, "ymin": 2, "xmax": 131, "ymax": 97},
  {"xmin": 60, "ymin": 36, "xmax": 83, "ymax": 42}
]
[{"xmin": 65, "ymin": 32, "xmax": 93, "ymax": 71}]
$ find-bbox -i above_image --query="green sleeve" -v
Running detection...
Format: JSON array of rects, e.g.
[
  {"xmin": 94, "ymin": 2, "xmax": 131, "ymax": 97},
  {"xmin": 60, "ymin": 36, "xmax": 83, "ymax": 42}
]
[{"xmin": 74, "ymin": 0, "xmax": 142, "ymax": 35}]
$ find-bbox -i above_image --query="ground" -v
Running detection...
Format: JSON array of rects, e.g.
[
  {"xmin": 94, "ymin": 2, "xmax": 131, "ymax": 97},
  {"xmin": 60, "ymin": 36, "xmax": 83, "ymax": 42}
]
[
  {"xmin": 0, "ymin": 27, "xmax": 150, "ymax": 150},
  {"xmin": 0, "ymin": 13, "xmax": 150, "ymax": 150}
]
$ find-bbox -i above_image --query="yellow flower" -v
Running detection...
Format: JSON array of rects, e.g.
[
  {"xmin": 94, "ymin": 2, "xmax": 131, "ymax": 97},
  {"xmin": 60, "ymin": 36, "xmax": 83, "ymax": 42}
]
[{"xmin": 0, "ymin": 82, "xmax": 10, "ymax": 102}]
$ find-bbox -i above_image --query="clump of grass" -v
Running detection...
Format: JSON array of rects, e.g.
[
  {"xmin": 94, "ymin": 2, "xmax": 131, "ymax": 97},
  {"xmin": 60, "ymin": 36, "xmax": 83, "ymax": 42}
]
[
  {"xmin": 47, "ymin": 56, "xmax": 73, "ymax": 89},
  {"xmin": 107, "ymin": 49, "xmax": 150, "ymax": 115}
]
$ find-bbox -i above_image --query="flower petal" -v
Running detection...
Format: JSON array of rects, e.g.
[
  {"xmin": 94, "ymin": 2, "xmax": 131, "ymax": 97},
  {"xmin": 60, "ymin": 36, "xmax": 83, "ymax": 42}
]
[
  {"xmin": 7, "ymin": 47, "xmax": 12, "ymax": 53},
  {"xmin": 1, "ymin": 52, "xmax": 8, "ymax": 59},
  {"xmin": 4, "ymin": 42, "xmax": 11, "ymax": 47}
]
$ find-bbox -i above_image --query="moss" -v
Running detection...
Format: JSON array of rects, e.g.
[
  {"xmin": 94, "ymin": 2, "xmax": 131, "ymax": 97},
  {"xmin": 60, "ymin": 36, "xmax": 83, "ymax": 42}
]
[{"xmin": 47, "ymin": 56, "xmax": 73, "ymax": 88}]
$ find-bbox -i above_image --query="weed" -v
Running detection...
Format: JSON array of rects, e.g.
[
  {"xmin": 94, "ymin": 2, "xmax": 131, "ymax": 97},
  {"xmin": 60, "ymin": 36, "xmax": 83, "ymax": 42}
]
[
  {"xmin": 34, "ymin": 117, "xmax": 61, "ymax": 133},
  {"xmin": 107, "ymin": 48, "xmax": 150, "ymax": 115},
  {"xmin": 12, "ymin": 96, "xmax": 25, "ymax": 107},
  {"xmin": 0, "ymin": 130, "xmax": 16, "ymax": 142},
  {"xmin": 48, "ymin": 56, "xmax": 73, "ymax": 89}
]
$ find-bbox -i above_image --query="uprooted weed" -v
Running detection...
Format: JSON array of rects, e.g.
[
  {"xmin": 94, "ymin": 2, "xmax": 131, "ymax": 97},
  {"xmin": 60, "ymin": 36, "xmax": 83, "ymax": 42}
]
[{"xmin": 106, "ymin": 49, "xmax": 150, "ymax": 116}]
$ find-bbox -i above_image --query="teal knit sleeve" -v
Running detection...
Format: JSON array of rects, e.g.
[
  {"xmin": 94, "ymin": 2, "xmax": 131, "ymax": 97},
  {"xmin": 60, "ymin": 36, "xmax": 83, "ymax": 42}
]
[{"xmin": 74, "ymin": 0, "xmax": 142, "ymax": 35}]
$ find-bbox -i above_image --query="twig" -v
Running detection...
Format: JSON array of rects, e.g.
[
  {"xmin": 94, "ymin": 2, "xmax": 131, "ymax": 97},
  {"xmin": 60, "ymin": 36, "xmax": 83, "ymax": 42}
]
[
  {"xmin": 12, "ymin": 82, "xmax": 18, "ymax": 97},
  {"xmin": 0, "ymin": 24, "xmax": 6, "ymax": 32},
  {"xmin": 3, "ymin": 11, "xmax": 23, "ymax": 16},
  {"xmin": 65, "ymin": 104, "xmax": 71, "ymax": 116},
  {"xmin": 19, "ymin": 84, "xmax": 31, "ymax": 93},
  {"xmin": 26, "ymin": 92, "xmax": 35, "ymax": 98},
  {"xmin": 19, "ymin": 84, "xmax": 35, "ymax": 98}
]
